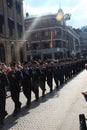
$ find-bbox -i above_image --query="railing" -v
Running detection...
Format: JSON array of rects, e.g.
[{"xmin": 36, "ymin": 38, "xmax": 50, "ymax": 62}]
[
  {"xmin": 30, "ymin": 35, "xmax": 66, "ymax": 42},
  {"xmin": 26, "ymin": 47, "xmax": 68, "ymax": 55}
]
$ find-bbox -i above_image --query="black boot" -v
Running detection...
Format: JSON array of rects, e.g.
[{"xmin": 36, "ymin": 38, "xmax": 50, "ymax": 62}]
[
  {"xmin": 42, "ymin": 89, "xmax": 46, "ymax": 97},
  {"xmin": 26, "ymin": 99, "xmax": 31, "ymax": 106},
  {"xmin": 4, "ymin": 111, "xmax": 8, "ymax": 117},
  {"xmin": 12, "ymin": 109, "xmax": 18, "ymax": 117},
  {"xmin": 18, "ymin": 102, "xmax": 22, "ymax": 111}
]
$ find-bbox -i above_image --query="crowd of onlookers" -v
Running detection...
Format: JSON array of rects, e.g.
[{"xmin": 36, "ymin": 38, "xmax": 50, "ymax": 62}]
[{"xmin": 0, "ymin": 58, "xmax": 87, "ymax": 128}]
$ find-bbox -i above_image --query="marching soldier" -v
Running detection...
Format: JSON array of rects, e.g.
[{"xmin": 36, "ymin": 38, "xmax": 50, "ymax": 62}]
[
  {"xmin": 46, "ymin": 60, "xmax": 54, "ymax": 92},
  {"xmin": 7, "ymin": 62, "xmax": 22, "ymax": 116},
  {"xmin": 58, "ymin": 61, "xmax": 64, "ymax": 86},
  {"xmin": 39, "ymin": 61, "xmax": 46, "ymax": 96},
  {"xmin": 22, "ymin": 61, "xmax": 32, "ymax": 106},
  {"xmin": 31, "ymin": 61, "xmax": 40, "ymax": 100},
  {"xmin": 53, "ymin": 61, "xmax": 59, "ymax": 89},
  {"xmin": 0, "ymin": 68, "xmax": 8, "ymax": 128}
]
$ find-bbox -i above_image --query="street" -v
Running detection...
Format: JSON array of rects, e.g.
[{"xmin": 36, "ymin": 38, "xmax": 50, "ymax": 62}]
[{"xmin": 2, "ymin": 70, "xmax": 87, "ymax": 130}]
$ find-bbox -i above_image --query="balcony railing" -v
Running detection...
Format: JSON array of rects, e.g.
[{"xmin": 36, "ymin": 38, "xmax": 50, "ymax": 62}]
[
  {"xmin": 26, "ymin": 47, "xmax": 68, "ymax": 55},
  {"xmin": 30, "ymin": 35, "xmax": 67, "ymax": 42}
]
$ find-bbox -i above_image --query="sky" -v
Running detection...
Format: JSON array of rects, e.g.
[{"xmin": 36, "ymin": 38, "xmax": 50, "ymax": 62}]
[{"xmin": 23, "ymin": 0, "xmax": 87, "ymax": 29}]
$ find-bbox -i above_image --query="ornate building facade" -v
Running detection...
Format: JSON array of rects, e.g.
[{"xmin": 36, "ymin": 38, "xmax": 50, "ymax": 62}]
[
  {"xmin": 24, "ymin": 8, "xmax": 80, "ymax": 61},
  {"xmin": 0, "ymin": 0, "xmax": 24, "ymax": 65},
  {"xmin": 79, "ymin": 29, "xmax": 87, "ymax": 57}
]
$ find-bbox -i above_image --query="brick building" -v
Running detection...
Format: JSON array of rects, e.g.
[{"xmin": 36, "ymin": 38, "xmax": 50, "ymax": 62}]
[
  {"xmin": 24, "ymin": 8, "xmax": 80, "ymax": 61},
  {"xmin": 0, "ymin": 0, "xmax": 24, "ymax": 64}
]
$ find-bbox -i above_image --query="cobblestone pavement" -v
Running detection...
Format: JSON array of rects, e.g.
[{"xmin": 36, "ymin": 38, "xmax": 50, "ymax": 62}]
[{"xmin": 2, "ymin": 70, "xmax": 87, "ymax": 130}]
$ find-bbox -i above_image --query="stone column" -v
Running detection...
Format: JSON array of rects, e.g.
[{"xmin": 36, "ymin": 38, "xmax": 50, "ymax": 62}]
[
  {"xmin": 5, "ymin": 41, "xmax": 12, "ymax": 65},
  {"xmin": 14, "ymin": 41, "xmax": 20, "ymax": 63},
  {"xmin": 23, "ymin": 43, "xmax": 27, "ymax": 61}
]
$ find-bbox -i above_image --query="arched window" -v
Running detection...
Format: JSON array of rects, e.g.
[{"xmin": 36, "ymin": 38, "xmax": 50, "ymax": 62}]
[
  {"xmin": 0, "ymin": 43, "xmax": 5, "ymax": 62},
  {"xmin": 17, "ymin": 22, "xmax": 23, "ymax": 38},
  {"xmin": 8, "ymin": 17, "xmax": 15, "ymax": 36},
  {"xmin": 15, "ymin": 1, "xmax": 21, "ymax": 13},
  {"xmin": 0, "ymin": 13, "xmax": 4, "ymax": 33}
]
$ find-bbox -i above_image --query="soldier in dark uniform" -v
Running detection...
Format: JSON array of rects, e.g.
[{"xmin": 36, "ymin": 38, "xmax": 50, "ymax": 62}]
[
  {"xmin": 7, "ymin": 62, "xmax": 22, "ymax": 116},
  {"xmin": 53, "ymin": 60, "xmax": 59, "ymax": 89},
  {"xmin": 0, "ymin": 68, "xmax": 8, "ymax": 127},
  {"xmin": 39, "ymin": 61, "xmax": 46, "ymax": 96},
  {"xmin": 63, "ymin": 61, "xmax": 68, "ymax": 82},
  {"xmin": 31, "ymin": 61, "xmax": 40, "ymax": 100},
  {"xmin": 57, "ymin": 61, "xmax": 64, "ymax": 87},
  {"xmin": 46, "ymin": 60, "xmax": 54, "ymax": 92},
  {"xmin": 22, "ymin": 61, "xmax": 32, "ymax": 106}
]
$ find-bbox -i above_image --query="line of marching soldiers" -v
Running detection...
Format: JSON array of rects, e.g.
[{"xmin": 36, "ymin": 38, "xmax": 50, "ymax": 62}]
[{"xmin": 0, "ymin": 58, "xmax": 87, "ymax": 128}]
